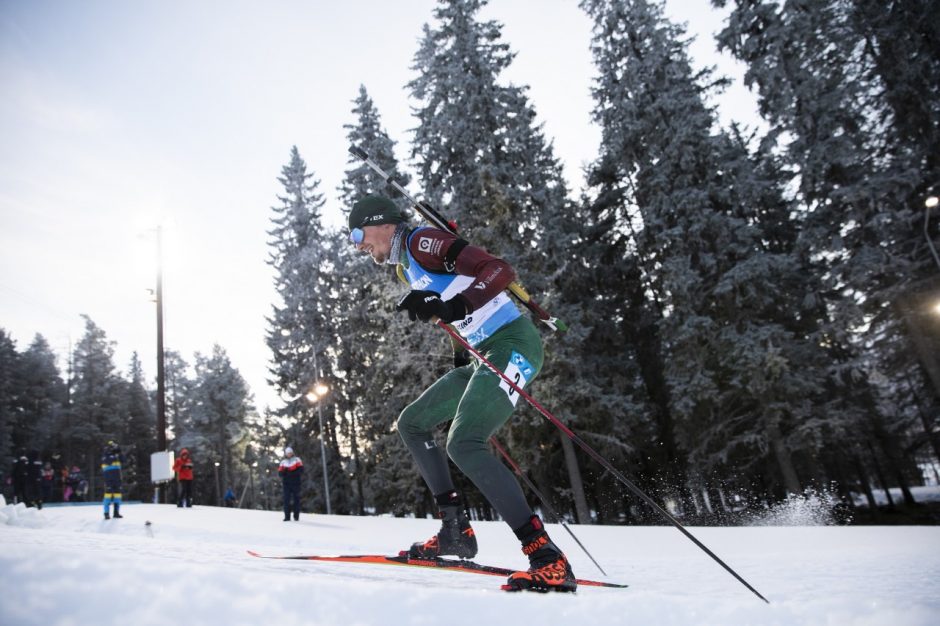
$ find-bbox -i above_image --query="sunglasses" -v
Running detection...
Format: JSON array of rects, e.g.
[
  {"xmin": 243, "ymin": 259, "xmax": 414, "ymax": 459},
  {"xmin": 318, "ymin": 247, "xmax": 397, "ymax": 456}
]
[{"xmin": 349, "ymin": 227, "xmax": 364, "ymax": 245}]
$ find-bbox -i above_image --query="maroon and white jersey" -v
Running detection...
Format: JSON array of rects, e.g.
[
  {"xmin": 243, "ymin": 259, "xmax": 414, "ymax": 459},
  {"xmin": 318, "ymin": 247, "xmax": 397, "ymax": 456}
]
[{"xmin": 403, "ymin": 227, "xmax": 522, "ymax": 346}]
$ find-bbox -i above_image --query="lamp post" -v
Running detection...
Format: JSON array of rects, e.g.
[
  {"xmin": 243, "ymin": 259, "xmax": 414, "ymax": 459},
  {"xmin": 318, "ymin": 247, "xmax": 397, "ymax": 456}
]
[
  {"xmin": 250, "ymin": 461, "xmax": 258, "ymax": 510},
  {"xmin": 305, "ymin": 382, "xmax": 332, "ymax": 515},
  {"xmin": 926, "ymin": 195, "xmax": 940, "ymax": 271},
  {"xmin": 213, "ymin": 461, "xmax": 221, "ymax": 507}
]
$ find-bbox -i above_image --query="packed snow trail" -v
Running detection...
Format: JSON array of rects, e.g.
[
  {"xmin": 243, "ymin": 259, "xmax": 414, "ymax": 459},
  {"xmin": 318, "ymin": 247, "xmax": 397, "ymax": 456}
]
[{"xmin": 1, "ymin": 501, "xmax": 939, "ymax": 625}]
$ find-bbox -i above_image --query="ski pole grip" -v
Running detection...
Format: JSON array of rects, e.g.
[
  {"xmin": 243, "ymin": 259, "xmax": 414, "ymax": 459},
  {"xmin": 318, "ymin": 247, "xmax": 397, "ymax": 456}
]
[{"xmin": 348, "ymin": 146, "xmax": 368, "ymax": 160}]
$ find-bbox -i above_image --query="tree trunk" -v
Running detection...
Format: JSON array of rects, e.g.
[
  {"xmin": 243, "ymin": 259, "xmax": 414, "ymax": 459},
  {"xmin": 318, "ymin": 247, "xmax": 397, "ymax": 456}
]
[
  {"xmin": 876, "ymin": 435, "xmax": 918, "ymax": 506},
  {"xmin": 769, "ymin": 423, "xmax": 801, "ymax": 494},
  {"xmin": 866, "ymin": 441, "xmax": 895, "ymax": 508},
  {"xmin": 559, "ymin": 431, "xmax": 591, "ymax": 524},
  {"xmin": 706, "ymin": 483, "xmax": 726, "ymax": 524},
  {"xmin": 621, "ymin": 262, "xmax": 694, "ymax": 511},
  {"xmin": 904, "ymin": 371, "xmax": 940, "ymax": 466}
]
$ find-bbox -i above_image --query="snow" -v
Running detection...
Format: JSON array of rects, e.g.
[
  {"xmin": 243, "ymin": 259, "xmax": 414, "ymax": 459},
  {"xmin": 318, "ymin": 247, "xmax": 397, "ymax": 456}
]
[{"xmin": 1, "ymin": 497, "xmax": 939, "ymax": 626}]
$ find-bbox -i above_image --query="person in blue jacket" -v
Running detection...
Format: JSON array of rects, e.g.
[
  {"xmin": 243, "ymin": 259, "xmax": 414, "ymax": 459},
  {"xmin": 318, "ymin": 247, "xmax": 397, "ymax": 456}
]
[
  {"xmin": 278, "ymin": 446, "xmax": 303, "ymax": 521},
  {"xmin": 101, "ymin": 441, "xmax": 124, "ymax": 520}
]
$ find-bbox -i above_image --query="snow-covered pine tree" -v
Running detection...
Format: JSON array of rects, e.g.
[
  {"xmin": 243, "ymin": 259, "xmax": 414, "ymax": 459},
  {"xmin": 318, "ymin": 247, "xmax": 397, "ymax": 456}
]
[
  {"xmin": 185, "ymin": 345, "xmax": 253, "ymax": 505},
  {"xmin": 407, "ymin": 0, "xmax": 605, "ymax": 521},
  {"xmin": 266, "ymin": 146, "xmax": 351, "ymax": 515},
  {"xmin": 163, "ymin": 349, "xmax": 194, "ymax": 445},
  {"xmin": 119, "ymin": 352, "xmax": 155, "ymax": 500},
  {"xmin": 15, "ymin": 334, "xmax": 67, "ymax": 455},
  {"xmin": 335, "ymin": 85, "xmax": 433, "ymax": 516},
  {"xmin": 0, "ymin": 330, "xmax": 21, "ymax": 465},
  {"xmin": 69, "ymin": 315, "xmax": 126, "ymax": 494},
  {"xmin": 716, "ymin": 0, "xmax": 935, "ymax": 504},
  {"xmin": 407, "ymin": 0, "xmax": 567, "ymax": 280},
  {"xmin": 581, "ymin": 0, "xmax": 830, "ymax": 507}
]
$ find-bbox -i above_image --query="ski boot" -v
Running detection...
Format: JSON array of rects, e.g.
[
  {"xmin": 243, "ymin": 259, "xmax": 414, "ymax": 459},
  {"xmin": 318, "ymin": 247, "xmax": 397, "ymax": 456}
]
[
  {"xmin": 502, "ymin": 515, "xmax": 577, "ymax": 593},
  {"xmin": 104, "ymin": 511, "xmax": 110, "ymax": 520},
  {"xmin": 404, "ymin": 491, "xmax": 477, "ymax": 559},
  {"xmin": 112, "ymin": 503, "xmax": 123, "ymax": 519}
]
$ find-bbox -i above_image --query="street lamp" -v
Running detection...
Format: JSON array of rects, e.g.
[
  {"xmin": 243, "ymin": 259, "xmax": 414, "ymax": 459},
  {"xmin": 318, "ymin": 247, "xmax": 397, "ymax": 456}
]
[
  {"xmin": 306, "ymin": 382, "xmax": 332, "ymax": 515},
  {"xmin": 213, "ymin": 461, "xmax": 221, "ymax": 507},
  {"xmin": 926, "ymin": 195, "xmax": 940, "ymax": 271}
]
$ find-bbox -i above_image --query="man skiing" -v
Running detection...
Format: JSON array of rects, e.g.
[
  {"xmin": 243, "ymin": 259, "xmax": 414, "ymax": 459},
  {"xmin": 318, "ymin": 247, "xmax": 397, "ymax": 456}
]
[
  {"xmin": 347, "ymin": 194, "xmax": 576, "ymax": 592},
  {"xmin": 101, "ymin": 441, "xmax": 124, "ymax": 520}
]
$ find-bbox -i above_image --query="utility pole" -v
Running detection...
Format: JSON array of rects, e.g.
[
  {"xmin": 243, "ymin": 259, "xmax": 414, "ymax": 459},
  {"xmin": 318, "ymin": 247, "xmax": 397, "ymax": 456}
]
[{"xmin": 155, "ymin": 225, "xmax": 168, "ymax": 503}]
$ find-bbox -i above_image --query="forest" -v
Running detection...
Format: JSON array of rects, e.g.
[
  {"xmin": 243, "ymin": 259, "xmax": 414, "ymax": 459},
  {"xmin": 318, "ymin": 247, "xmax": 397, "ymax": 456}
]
[{"xmin": 2, "ymin": 0, "xmax": 938, "ymax": 525}]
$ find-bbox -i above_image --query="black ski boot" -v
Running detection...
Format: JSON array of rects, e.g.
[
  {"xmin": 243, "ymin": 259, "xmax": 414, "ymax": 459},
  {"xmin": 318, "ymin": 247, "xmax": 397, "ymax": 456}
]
[
  {"xmin": 503, "ymin": 515, "xmax": 576, "ymax": 593},
  {"xmin": 104, "ymin": 511, "xmax": 110, "ymax": 520},
  {"xmin": 405, "ymin": 491, "xmax": 477, "ymax": 559},
  {"xmin": 112, "ymin": 503, "xmax": 123, "ymax": 519}
]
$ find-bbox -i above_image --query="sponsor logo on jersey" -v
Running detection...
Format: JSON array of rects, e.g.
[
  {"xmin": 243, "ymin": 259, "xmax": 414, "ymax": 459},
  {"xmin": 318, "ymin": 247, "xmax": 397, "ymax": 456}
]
[{"xmin": 411, "ymin": 275, "xmax": 433, "ymax": 289}]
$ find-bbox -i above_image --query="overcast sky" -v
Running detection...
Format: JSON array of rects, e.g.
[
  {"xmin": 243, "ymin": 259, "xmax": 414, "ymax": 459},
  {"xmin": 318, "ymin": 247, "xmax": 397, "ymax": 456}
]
[{"xmin": 0, "ymin": 0, "xmax": 757, "ymax": 412}]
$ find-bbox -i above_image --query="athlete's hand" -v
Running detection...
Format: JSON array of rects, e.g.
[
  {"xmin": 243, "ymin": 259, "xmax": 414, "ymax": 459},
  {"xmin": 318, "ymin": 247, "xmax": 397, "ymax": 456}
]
[{"xmin": 396, "ymin": 290, "xmax": 467, "ymax": 323}]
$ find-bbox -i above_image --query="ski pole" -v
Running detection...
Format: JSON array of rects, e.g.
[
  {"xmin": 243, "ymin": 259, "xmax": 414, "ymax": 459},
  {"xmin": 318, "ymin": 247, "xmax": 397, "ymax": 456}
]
[
  {"xmin": 489, "ymin": 435, "xmax": 608, "ymax": 577},
  {"xmin": 438, "ymin": 321, "xmax": 770, "ymax": 604},
  {"xmin": 347, "ymin": 145, "xmax": 567, "ymax": 333}
]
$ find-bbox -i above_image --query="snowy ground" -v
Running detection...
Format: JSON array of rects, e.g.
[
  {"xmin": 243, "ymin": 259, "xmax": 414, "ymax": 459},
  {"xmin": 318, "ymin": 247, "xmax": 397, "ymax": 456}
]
[{"xmin": 1, "ymin": 498, "xmax": 939, "ymax": 626}]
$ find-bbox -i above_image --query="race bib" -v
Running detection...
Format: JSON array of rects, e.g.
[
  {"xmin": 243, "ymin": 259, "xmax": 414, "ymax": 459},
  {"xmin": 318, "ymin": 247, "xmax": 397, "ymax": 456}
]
[{"xmin": 499, "ymin": 351, "xmax": 535, "ymax": 406}]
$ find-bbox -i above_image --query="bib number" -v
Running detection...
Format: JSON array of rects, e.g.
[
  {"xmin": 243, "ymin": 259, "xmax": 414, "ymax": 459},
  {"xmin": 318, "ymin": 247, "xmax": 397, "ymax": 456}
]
[{"xmin": 499, "ymin": 351, "xmax": 535, "ymax": 406}]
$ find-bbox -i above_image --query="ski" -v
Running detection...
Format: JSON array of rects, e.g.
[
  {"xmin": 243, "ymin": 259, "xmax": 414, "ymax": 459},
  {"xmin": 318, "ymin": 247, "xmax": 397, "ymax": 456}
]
[{"xmin": 246, "ymin": 551, "xmax": 627, "ymax": 589}]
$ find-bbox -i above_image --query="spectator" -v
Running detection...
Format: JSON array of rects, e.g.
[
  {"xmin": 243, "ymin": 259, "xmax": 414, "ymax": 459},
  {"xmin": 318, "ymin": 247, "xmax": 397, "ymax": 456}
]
[
  {"xmin": 172, "ymin": 448, "xmax": 194, "ymax": 508},
  {"xmin": 277, "ymin": 446, "xmax": 303, "ymax": 521},
  {"xmin": 12, "ymin": 450, "xmax": 29, "ymax": 505},
  {"xmin": 224, "ymin": 487, "xmax": 236, "ymax": 508},
  {"xmin": 51, "ymin": 452, "xmax": 65, "ymax": 502},
  {"xmin": 101, "ymin": 441, "xmax": 124, "ymax": 519},
  {"xmin": 26, "ymin": 450, "xmax": 42, "ymax": 508},
  {"xmin": 40, "ymin": 462, "xmax": 55, "ymax": 504},
  {"xmin": 66, "ymin": 466, "xmax": 88, "ymax": 502}
]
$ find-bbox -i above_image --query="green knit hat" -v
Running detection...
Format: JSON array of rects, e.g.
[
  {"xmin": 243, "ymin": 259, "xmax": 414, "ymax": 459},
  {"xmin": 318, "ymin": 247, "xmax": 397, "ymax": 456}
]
[{"xmin": 348, "ymin": 195, "xmax": 405, "ymax": 231}]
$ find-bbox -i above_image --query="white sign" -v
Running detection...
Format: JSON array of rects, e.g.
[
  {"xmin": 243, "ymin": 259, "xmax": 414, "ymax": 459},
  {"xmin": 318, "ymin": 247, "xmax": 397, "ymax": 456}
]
[{"xmin": 151, "ymin": 451, "xmax": 176, "ymax": 483}]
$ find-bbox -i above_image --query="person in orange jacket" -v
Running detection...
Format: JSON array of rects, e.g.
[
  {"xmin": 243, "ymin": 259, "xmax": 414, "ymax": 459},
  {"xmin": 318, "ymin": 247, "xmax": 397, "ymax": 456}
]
[{"xmin": 173, "ymin": 448, "xmax": 194, "ymax": 507}]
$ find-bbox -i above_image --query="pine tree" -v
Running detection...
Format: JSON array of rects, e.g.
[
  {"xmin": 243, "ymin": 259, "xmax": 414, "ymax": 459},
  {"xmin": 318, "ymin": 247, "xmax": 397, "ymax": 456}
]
[
  {"xmin": 407, "ymin": 0, "xmax": 603, "ymax": 521},
  {"xmin": 407, "ymin": 0, "xmax": 569, "ymax": 273},
  {"xmin": 716, "ymin": 0, "xmax": 937, "ymax": 503},
  {"xmin": 163, "ymin": 349, "xmax": 194, "ymax": 444},
  {"xmin": 335, "ymin": 85, "xmax": 432, "ymax": 515},
  {"xmin": 580, "ymin": 0, "xmax": 835, "ymax": 508},
  {"xmin": 266, "ymin": 146, "xmax": 351, "ymax": 514},
  {"xmin": 13, "ymin": 334, "xmax": 67, "ymax": 455},
  {"xmin": 0, "ymin": 329, "xmax": 21, "ymax": 465},
  {"xmin": 185, "ymin": 345, "xmax": 253, "ymax": 504},
  {"xmin": 69, "ymin": 315, "xmax": 125, "ymax": 492},
  {"xmin": 119, "ymin": 352, "xmax": 155, "ymax": 499}
]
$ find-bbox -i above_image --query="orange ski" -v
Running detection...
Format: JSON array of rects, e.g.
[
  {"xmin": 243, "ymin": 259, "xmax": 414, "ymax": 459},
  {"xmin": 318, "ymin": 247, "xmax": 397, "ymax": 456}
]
[{"xmin": 246, "ymin": 551, "xmax": 627, "ymax": 589}]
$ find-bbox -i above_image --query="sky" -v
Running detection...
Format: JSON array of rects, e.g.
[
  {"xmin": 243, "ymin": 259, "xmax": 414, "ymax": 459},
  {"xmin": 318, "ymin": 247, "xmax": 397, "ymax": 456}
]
[
  {"xmin": 0, "ymin": 0, "xmax": 758, "ymax": 413},
  {"xmin": 2, "ymin": 494, "xmax": 940, "ymax": 625}
]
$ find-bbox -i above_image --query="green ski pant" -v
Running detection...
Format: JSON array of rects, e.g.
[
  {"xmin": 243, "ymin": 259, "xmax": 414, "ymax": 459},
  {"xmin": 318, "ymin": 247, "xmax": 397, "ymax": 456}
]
[{"xmin": 397, "ymin": 317, "xmax": 543, "ymax": 530}]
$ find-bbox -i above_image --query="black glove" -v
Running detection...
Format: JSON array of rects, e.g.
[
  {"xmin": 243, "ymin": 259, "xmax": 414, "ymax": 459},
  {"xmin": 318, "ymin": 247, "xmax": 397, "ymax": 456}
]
[
  {"xmin": 396, "ymin": 290, "xmax": 468, "ymax": 323},
  {"xmin": 453, "ymin": 349, "xmax": 472, "ymax": 368}
]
